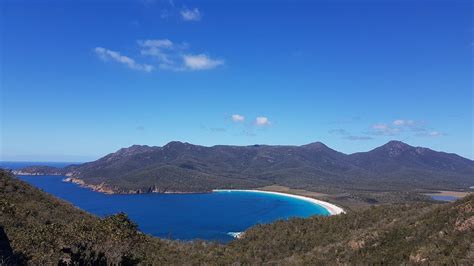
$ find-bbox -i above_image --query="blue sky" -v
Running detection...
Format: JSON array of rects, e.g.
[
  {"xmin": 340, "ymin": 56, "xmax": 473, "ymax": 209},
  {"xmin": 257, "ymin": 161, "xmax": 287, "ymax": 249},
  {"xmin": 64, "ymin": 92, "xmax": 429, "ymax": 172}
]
[{"xmin": 1, "ymin": 0, "xmax": 473, "ymax": 161}]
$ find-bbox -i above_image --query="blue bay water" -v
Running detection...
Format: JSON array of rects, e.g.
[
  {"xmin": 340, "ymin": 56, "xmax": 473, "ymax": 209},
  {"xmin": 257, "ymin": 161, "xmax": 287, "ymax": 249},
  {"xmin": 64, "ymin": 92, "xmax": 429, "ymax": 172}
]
[
  {"xmin": 429, "ymin": 195, "xmax": 458, "ymax": 202},
  {"xmin": 1, "ymin": 161, "xmax": 329, "ymax": 242}
]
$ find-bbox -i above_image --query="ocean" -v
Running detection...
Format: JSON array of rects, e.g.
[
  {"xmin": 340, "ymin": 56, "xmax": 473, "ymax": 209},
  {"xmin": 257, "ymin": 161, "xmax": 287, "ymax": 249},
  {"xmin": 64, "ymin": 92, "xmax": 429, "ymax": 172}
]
[{"xmin": 1, "ymin": 161, "xmax": 330, "ymax": 242}]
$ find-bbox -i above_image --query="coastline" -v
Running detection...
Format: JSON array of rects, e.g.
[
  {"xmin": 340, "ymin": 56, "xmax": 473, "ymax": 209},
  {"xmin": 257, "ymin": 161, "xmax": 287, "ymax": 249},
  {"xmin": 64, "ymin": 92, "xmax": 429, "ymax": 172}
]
[
  {"xmin": 63, "ymin": 177, "xmax": 116, "ymax": 194},
  {"xmin": 213, "ymin": 189, "xmax": 345, "ymax": 215},
  {"xmin": 22, "ymin": 174, "xmax": 345, "ymax": 216},
  {"xmin": 423, "ymin": 190, "xmax": 471, "ymax": 198}
]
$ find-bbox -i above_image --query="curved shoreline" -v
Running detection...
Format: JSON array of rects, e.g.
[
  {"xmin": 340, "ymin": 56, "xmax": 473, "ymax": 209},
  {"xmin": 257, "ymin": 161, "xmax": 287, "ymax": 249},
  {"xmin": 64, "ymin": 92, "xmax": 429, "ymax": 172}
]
[
  {"xmin": 213, "ymin": 189, "xmax": 345, "ymax": 215},
  {"xmin": 22, "ymin": 174, "xmax": 346, "ymax": 215}
]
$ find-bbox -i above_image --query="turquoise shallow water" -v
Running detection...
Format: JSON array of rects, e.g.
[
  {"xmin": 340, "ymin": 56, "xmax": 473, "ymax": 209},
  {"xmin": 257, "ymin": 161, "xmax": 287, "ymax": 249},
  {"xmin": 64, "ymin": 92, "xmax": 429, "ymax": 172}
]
[{"xmin": 2, "ymin": 162, "xmax": 330, "ymax": 242}]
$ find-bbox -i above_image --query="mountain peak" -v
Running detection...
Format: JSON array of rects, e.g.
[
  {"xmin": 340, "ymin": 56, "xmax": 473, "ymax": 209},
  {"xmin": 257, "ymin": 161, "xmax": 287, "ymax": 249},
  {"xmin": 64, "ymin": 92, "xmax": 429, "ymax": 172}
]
[
  {"xmin": 163, "ymin": 141, "xmax": 198, "ymax": 150},
  {"xmin": 378, "ymin": 140, "xmax": 413, "ymax": 157},
  {"xmin": 301, "ymin": 142, "xmax": 329, "ymax": 149},
  {"xmin": 117, "ymin": 145, "xmax": 153, "ymax": 154},
  {"xmin": 385, "ymin": 140, "xmax": 410, "ymax": 146},
  {"xmin": 164, "ymin": 141, "xmax": 185, "ymax": 147},
  {"xmin": 103, "ymin": 145, "xmax": 156, "ymax": 162}
]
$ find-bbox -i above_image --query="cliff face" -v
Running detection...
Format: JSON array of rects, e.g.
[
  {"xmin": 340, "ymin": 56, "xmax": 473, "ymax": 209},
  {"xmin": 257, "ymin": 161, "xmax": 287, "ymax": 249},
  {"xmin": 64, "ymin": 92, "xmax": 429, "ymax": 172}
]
[
  {"xmin": 62, "ymin": 177, "xmax": 166, "ymax": 194},
  {"xmin": 62, "ymin": 177, "xmax": 116, "ymax": 194}
]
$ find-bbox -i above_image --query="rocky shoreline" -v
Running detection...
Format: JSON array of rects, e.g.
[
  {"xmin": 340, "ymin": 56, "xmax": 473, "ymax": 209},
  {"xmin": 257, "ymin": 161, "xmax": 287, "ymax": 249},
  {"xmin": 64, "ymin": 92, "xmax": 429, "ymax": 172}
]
[
  {"xmin": 62, "ymin": 177, "xmax": 116, "ymax": 194},
  {"xmin": 61, "ymin": 177, "xmax": 206, "ymax": 195},
  {"xmin": 12, "ymin": 169, "xmax": 65, "ymax": 176},
  {"xmin": 13, "ymin": 171, "xmax": 61, "ymax": 176},
  {"xmin": 11, "ymin": 168, "xmax": 215, "ymax": 195}
]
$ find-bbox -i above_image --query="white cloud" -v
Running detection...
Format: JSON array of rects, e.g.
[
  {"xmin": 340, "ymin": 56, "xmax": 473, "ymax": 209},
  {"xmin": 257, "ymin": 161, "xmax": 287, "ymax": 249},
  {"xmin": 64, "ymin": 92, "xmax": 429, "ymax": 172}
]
[
  {"xmin": 139, "ymin": 39, "xmax": 174, "ymax": 50},
  {"xmin": 138, "ymin": 40, "xmax": 223, "ymax": 71},
  {"xmin": 370, "ymin": 123, "xmax": 400, "ymax": 136},
  {"xmin": 392, "ymin": 119, "xmax": 428, "ymax": 133},
  {"xmin": 329, "ymin": 128, "xmax": 373, "ymax": 140},
  {"xmin": 96, "ymin": 39, "xmax": 224, "ymax": 73},
  {"xmin": 94, "ymin": 47, "xmax": 153, "ymax": 72},
  {"xmin": 180, "ymin": 8, "xmax": 201, "ymax": 21},
  {"xmin": 393, "ymin": 119, "xmax": 415, "ymax": 126},
  {"xmin": 372, "ymin": 123, "xmax": 389, "ymax": 131},
  {"xmin": 428, "ymin": 131, "xmax": 443, "ymax": 137},
  {"xmin": 370, "ymin": 119, "xmax": 444, "ymax": 138},
  {"xmin": 417, "ymin": 131, "xmax": 445, "ymax": 137},
  {"xmin": 183, "ymin": 54, "xmax": 224, "ymax": 70},
  {"xmin": 255, "ymin": 116, "xmax": 271, "ymax": 126},
  {"xmin": 232, "ymin": 114, "xmax": 245, "ymax": 122},
  {"xmin": 138, "ymin": 39, "xmax": 176, "ymax": 67}
]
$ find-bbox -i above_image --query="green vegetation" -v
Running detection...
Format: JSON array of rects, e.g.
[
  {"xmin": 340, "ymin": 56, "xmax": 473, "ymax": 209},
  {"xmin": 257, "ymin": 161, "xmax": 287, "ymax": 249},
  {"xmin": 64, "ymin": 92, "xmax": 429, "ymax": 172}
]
[
  {"xmin": 1, "ymin": 170, "xmax": 473, "ymax": 264},
  {"xmin": 0, "ymin": 170, "xmax": 219, "ymax": 264}
]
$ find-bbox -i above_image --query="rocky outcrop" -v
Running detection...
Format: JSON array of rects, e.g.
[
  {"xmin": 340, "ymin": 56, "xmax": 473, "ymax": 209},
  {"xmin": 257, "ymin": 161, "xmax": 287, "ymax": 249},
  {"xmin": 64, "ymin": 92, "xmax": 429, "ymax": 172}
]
[
  {"xmin": 62, "ymin": 177, "xmax": 115, "ymax": 194},
  {"xmin": 62, "ymin": 177, "xmax": 198, "ymax": 195}
]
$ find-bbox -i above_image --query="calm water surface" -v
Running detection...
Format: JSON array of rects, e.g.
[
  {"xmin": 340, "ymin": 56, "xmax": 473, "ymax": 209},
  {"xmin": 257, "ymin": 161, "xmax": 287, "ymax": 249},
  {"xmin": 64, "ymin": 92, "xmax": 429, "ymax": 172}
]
[{"xmin": 429, "ymin": 195, "xmax": 458, "ymax": 202}]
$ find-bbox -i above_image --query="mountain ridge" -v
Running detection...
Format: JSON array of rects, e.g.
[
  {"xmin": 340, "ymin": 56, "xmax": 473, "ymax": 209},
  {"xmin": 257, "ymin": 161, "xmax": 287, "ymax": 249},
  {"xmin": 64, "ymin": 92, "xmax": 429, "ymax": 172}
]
[{"xmin": 10, "ymin": 140, "xmax": 474, "ymax": 196}]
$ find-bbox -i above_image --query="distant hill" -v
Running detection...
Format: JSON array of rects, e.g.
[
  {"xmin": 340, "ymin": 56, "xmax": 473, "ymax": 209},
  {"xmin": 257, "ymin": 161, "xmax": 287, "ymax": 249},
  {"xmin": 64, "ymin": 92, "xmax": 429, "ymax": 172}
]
[
  {"xmin": 1, "ymin": 170, "xmax": 473, "ymax": 264},
  {"xmin": 12, "ymin": 140, "xmax": 474, "ymax": 194}
]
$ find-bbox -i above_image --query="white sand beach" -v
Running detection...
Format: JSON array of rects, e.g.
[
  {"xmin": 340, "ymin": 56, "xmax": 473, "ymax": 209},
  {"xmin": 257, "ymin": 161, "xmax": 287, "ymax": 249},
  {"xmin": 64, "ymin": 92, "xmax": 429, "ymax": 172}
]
[{"xmin": 213, "ymin": 189, "xmax": 345, "ymax": 215}]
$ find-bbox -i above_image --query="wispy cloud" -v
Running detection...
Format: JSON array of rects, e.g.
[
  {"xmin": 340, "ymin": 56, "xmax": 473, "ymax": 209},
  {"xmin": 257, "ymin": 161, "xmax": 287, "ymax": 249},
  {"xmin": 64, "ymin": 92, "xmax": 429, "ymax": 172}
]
[
  {"xmin": 330, "ymin": 119, "xmax": 445, "ymax": 140},
  {"xmin": 232, "ymin": 114, "xmax": 245, "ymax": 122},
  {"xmin": 140, "ymin": 1, "xmax": 201, "ymax": 22},
  {"xmin": 139, "ymin": 39, "xmax": 174, "ymax": 51},
  {"xmin": 416, "ymin": 130, "xmax": 446, "ymax": 137},
  {"xmin": 370, "ymin": 123, "xmax": 400, "ymax": 136},
  {"xmin": 138, "ymin": 39, "xmax": 180, "ymax": 69},
  {"xmin": 255, "ymin": 116, "xmax": 271, "ymax": 126},
  {"xmin": 94, "ymin": 47, "xmax": 153, "ymax": 72},
  {"xmin": 370, "ymin": 119, "xmax": 420, "ymax": 136},
  {"xmin": 369, "ymin": 119, "xmax": 444, "ymax": 138},
  {"xmin": 393, "ymin": 119, "xmax": 415, "ymax": 126},
  {"xmin": 137, "ymin": 39, "xmax": 224, "ymax": 71},
  {"xmin": 329, "ymin": 128, "xmax": 373, "ymax": 141},
  {"xmin": 95, "ymin": 40, "xmax": 223, "ymax": 72},
  {"xmin": 180, "ymin": 8, "xmax": 201, "ymax": 21},
  {"xmin": 183, "ymin": 54, "xmax": 224, "ymax": 70}
]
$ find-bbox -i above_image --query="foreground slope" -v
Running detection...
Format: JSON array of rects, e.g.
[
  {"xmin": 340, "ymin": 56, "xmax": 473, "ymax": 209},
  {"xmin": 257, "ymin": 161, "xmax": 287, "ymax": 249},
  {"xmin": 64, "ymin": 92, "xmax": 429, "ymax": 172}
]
[
  {"xmin": 0, "ymin": 170, "xmax": 207, "ymax": 264},
  {"xmin": 14, "ymin": 141, "xmax": 474, "ymax": 195},
  {"xmin": 1, "ymin": 170, "xmax": 473, "ymax": 264}
]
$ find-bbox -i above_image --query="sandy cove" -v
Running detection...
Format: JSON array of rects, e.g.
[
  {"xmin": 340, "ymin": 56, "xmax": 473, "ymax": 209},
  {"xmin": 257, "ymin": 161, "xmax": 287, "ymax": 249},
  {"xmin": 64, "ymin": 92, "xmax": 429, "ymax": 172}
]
[
  {"xmin": 213, "ymin": 189, "xmax": 345, "ymax": 215},
  {"xmin": 61, "ymin": 177, "xmax": 345, "ymax": 215}
]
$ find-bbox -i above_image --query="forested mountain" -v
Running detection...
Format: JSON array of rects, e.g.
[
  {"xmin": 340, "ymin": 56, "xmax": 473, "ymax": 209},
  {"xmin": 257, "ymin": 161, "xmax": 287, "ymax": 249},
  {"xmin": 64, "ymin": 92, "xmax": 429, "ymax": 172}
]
[
  {"xmin": 13, "ymin": 141, "xmax": 474, "ymax": 194},
  {"xmin": 1, "ymin": 170, "xmax": 472, "ymax": 264}
]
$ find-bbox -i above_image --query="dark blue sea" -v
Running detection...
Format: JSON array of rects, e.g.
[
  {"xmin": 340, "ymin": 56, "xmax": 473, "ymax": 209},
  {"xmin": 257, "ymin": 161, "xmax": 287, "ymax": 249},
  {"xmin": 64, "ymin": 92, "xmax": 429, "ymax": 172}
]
[{"xmin": 1, "ymin": 161, "xmax": 330, "ymax": 242}]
